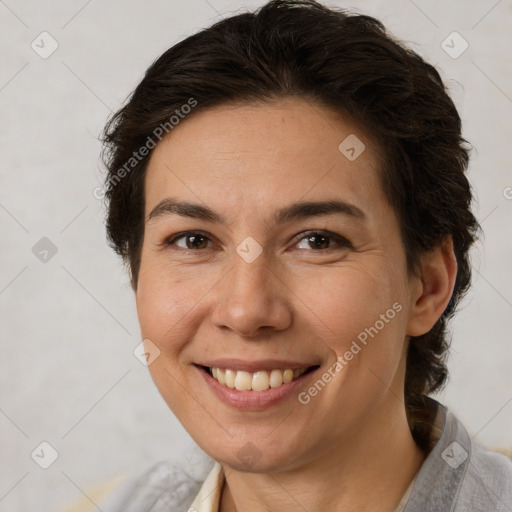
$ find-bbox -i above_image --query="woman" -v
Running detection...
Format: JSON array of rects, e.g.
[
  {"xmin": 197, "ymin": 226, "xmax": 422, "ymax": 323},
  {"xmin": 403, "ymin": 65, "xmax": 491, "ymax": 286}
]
[{"xmin": 99, "ymin": 1, "xmax": 512, "ymax": 510}]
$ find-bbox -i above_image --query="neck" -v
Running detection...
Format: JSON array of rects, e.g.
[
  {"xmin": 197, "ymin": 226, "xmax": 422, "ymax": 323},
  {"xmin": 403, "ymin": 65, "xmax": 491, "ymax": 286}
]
[{"xmin": 219, "ymin": 396, "xmax": 426, "ymax": 512}]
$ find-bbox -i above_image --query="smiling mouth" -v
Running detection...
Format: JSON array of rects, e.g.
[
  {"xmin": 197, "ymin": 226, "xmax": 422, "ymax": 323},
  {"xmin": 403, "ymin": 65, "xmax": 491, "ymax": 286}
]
[{"xmin": 199, "ymin": 365, "xmax": 319, "ymax": 392}]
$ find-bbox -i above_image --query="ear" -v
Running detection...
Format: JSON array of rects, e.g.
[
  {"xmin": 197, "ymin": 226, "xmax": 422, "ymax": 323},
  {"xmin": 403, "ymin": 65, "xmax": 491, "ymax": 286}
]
[{"xmin": 406, "ymin": 236, "xmax": 458, "ymax": 337}]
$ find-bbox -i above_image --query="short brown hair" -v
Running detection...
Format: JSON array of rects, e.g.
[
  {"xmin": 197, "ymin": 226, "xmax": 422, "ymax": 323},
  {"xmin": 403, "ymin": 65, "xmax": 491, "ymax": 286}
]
[{"xmin": 101, "ymin": 0, "xmax": 480, "ymax": 452}]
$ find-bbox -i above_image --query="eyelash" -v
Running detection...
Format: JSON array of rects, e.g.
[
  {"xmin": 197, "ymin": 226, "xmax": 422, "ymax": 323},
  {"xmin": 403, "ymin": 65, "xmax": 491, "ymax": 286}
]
[{"xmin": 164, "ymin": 230, "xmax": 352, "ymax": 252}]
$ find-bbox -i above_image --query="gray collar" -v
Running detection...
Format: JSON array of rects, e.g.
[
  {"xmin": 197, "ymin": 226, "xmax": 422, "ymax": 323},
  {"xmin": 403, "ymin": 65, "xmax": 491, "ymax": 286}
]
[
  {"xmin": 404, "ymin": 399, "xmax": 470, "ymax": 511},
  {"xmin": 112, "ymin": 398, "xmax": 512, "ymax": 512}
]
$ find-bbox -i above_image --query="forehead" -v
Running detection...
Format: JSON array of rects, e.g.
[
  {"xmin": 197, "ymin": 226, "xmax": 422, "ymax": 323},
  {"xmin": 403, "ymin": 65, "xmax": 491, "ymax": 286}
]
[{"xmin": 143, "ymin": 98, "xmax": 388, "ymax": 226}]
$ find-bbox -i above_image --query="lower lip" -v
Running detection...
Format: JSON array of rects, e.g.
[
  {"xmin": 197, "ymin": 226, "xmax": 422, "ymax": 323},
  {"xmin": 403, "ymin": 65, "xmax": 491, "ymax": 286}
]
[{"xmin": 196, "ymin": 366, "xmax": 318, "ymax": 410}]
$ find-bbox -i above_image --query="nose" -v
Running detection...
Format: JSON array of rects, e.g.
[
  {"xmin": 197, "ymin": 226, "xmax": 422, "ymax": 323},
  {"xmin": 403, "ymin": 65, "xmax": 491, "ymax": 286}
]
[{"xmin": 210, "ymin": 251, "xmax": 292, "ymax": 338}]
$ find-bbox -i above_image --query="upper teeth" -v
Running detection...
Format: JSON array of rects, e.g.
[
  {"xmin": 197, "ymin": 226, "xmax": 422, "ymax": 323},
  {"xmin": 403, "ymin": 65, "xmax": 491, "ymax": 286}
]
[{"xmin": 210, "ymin": 368, "xmax": 307, "ymax": 391}]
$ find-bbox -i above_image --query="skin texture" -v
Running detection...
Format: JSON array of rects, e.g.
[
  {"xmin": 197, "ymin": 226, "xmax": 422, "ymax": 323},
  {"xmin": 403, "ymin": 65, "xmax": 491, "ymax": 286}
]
[{"xmin": 136, "ymin": 97, "xmax": 457, "ymax": 511}]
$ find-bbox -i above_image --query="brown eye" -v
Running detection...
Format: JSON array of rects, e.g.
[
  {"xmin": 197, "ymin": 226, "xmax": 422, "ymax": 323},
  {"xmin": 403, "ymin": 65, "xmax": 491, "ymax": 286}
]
[
  {"xmin": 295, "ymin": 231, "xmax": 351, "ymax": 251},
  {"xmin": 306, "ymin": 234, "xmax": 330, "ymax": 249},
  {"xmin": 185, "ymin": 234, "xmax": 209, "ymax": 249},
  {"xmin": 168, "ymin": 232, "xmax": 212, "ymax": 250}
]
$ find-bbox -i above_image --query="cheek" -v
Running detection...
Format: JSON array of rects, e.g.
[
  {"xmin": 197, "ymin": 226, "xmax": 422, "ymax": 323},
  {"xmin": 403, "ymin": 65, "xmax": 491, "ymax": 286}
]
[
  {"xmin": 135, "ymin": 258, "xmax": 207, "ymax": 354},
  {"xmin": 296, "ymin": 262, "xmax": 409, "ymax": 409},
  {"xmin": 135, "ymin": 259, "xmax": 210, "ymax": 415},
  {"xmin": 294, "ymin": 262, "xmax": 405, "ymax": 349}
]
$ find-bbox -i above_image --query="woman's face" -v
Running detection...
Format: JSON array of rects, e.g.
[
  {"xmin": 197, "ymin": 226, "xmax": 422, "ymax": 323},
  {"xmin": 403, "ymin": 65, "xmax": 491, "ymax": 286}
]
[{"xmin": 136, "ymin": 98, "xmax": 420, "ymax": 471}]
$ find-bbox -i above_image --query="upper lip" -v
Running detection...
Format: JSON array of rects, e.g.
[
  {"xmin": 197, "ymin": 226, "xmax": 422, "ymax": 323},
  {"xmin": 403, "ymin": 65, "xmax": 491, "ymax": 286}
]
[{"xmin": 196, "ymin": 358, "xmax": 320, "ymax": 372}]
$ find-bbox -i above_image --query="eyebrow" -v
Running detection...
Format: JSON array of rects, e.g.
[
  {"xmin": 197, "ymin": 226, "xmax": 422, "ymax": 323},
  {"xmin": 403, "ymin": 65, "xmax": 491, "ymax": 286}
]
[{"xmin": 147, "ymin": 197, "xmax": 366, "ymax": 229}]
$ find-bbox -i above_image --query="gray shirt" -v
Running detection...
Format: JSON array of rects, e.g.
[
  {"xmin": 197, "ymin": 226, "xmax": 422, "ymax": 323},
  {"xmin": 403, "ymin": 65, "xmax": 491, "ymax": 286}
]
[{"xmin": 100, "ymin": 399, "xmax": 512, "ymax": 511}]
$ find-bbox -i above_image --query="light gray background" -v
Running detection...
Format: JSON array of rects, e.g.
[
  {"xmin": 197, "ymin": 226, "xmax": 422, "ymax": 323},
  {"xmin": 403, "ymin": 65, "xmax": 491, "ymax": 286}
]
[{"xmin": 1, "ymin": 0, "xmax": 511, "ymax": 510}]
